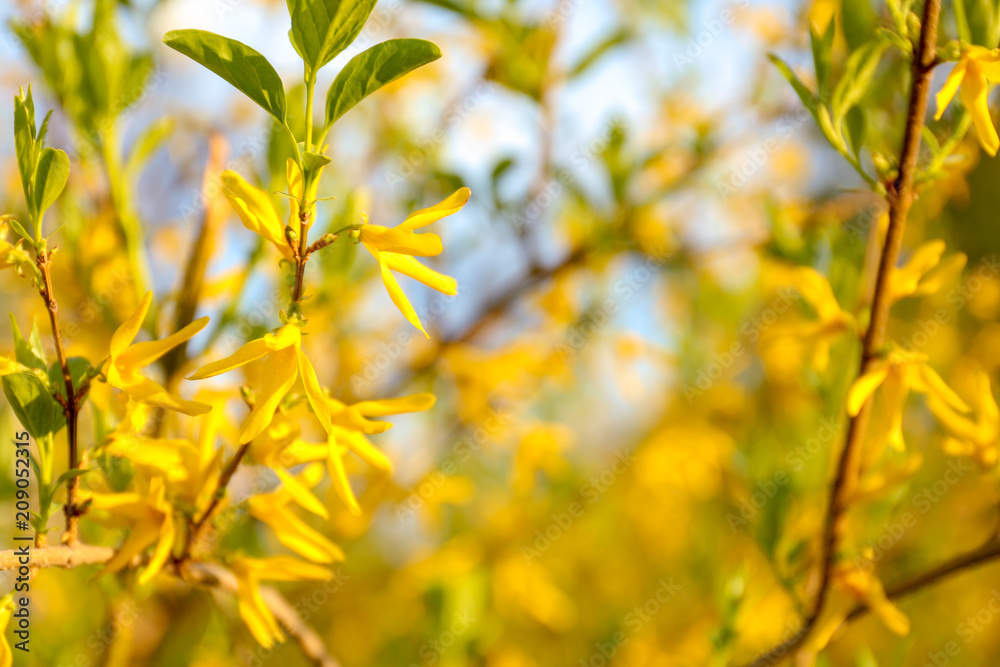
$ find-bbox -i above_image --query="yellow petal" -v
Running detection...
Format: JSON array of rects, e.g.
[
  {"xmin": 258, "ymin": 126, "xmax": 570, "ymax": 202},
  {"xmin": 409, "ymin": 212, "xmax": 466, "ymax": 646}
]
[
  {"xmin": 915, "ymin": 364, "xmax": 970, "ymax": 414},
  {"xmin": 339, "ymin": 429, "xmax": 393, "ymax": 473},
  {"xmin": 297, "ymin": 348, "xmax": 332, "ymax": 434},
  {"xmin": 221, "ymin": 170, "xmax": 292, "ymax": 258},
  {"xmin": 383, "ymin": 253, "xmax": 457, "ymax": 294},
  {"xmin": 116, "ymin": 317, "xmax": 209, "ymax": 372},
  {"xmin": 111, "ymin": 292, "xmax": 152, "ymax": 360},
  {"xmin": 139, "ymin": 511, "xmax": 174, "ymax": 585},
  {"xmin": 119, "ymin": 375, "xmax": 212, "ymax": 416},
  {"xmin": 961, "ymin": 60, "xmax": 1000, "ymax": 156},
  {"xmin": 359, "ymin": 225, "xmax": 443, "ymax": 256},
  {"xmin": 187, "ymin": 338, "xmax": 271, "ymax": 380},
  {"xmin": 846, "ymin": 365, "xmax": 889, "ymax": 416},
  {"xmin": 239, "ymin": 347, "xmax": 299, "ymax": 444},
  {"xmin": 275, "ymin": 467, "xmax": 329, "ymax": 518},
  {"xmin": 935, "ymin": 58, "xmax": 968, "ymax": 120},
  {"xmin": 256, "ymin": 555, "xmax": 333, "ymax": 581},
  {"xmin": 353, "ymin": 393, "xmax": 436, "ymax": 417},
  {"xmin": 327, "ymin": 444, "xmax": 361, "ymax": 515},
  {"xmin": 376, "ymin": 256, "xmax": 427, "ymax": 337},
  {"xmin": 794, "ymin": 267, "xmax": 843, "ymax": 323},
  {"xmin": 400, "ymin": 187, "xmax": 471, "ymax": 230}
]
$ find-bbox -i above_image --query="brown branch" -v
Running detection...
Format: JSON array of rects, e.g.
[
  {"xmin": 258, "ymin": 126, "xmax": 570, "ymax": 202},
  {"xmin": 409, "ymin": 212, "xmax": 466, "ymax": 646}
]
[
  {"xmin": 180, "ymin": 441, "xmax": 251, "ymax": 561},
  {"xmin": 743, "ymin": 0, "xmax": 942, "ymax": 664},
  {"xmin": 36, "ymin": 250, "xmax": 83, "ymax": 544},
  {"xmin": 0, "ymin": 545, "xmax": 340, "ymax": 667}
]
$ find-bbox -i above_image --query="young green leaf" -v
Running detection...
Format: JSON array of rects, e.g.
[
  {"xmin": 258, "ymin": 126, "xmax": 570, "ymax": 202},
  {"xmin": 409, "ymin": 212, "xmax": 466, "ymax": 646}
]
[
  {"xmin": 768, "ymin": 54, "xmax": 818, "ymax": 119},
  {"xmin": 32, "ymin": 147, "xmax": 70, "ymax": 225},
  {"xmin": 9, "ymin": 314, "xmax": 47, "ymax": 372},
  {"xmin": 324, "ymin": 39, "xmax": 441, "ymax": 127},
  {"xmin": 13, "ymin": 88, "xmax": 37, "ymax": 213},
  {"xmin": 2, "ymin": 372, "xmax": 64, "ymax": 440},
  {"xmin": 163, "ymin": 29, "xmax": 287, "ymax": 123},
  {"xmin": 287, "ymin": 0, "xmax": 379, "ymax": 76}
]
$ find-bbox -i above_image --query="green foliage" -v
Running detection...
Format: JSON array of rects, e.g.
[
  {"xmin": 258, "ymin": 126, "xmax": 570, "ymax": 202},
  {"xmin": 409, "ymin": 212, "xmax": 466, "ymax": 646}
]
[
  {"xmin": 323, "ymin": 39, "xmax": 442, "ymax": 127},
  {"xmin": 13, "ymin": 87, "xmax": 69, "ymax": 240},
  {"xmin": 1, "ymin": 372, "xmax": 64, "ymax": 440},
  {"xmin": 287, "ymin": 0, "xmax": 379, "ymax": 77},
  {"xmin": 9, "ymin": 314, "xmax": 47, "ymax": 373},
  {"xmin": 163, "ymin": 30, "xmax": 288, "ymax": 124}
]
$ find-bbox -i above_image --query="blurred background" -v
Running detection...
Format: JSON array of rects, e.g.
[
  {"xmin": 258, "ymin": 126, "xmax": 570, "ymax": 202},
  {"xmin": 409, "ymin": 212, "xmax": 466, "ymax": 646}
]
[{"xmin": 4, "ymin": 0, "xmax": 1000, "ymax": 665}]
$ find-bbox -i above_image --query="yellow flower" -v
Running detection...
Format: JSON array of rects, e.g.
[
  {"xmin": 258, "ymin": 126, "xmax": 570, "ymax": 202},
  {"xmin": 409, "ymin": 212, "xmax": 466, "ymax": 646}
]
[
  {"xmin": 0, "ymin": 219, "xmax": 23, "ymax": 270},
  {"xmin": 230, "ymin": 555, "xmax": 331, "ymax": 648},
  {"xmin": 103, "ymin": 406, "xmax": 226, "ymax": 514},
  {"xmin": 847, "ymin": 349, "xmax": 969, "ymax": 450},
  {"xmin": 247, "ymin": 463, "xmax": 345, "ymax": 563},
  {"xmin": 219, "ymin": 158, "xmax": 314, "ymax": 262},
  {"xmin": 188, "ymin": 324, "xmax": 331, "ymax": 444},
  {"xmin": 359, "ymin": 187, "xmax": 470, "ymax": 336},
  {"xmin": 887, "ymin": 240, "xmax": 966, "ymax": 304},
  {"xmin": 279, "ymin": 393, "xmax": 435, "ymax": 514},
  {"xmin": 936, "ymin": 46, "xmax": 1000, "ymax": 156},
  {"xmin": 928, "ymin": 370, "xmax": 1000, "ymax": 466},
  {"xmin": 784, "ymin": 267, "xmax": 855, "ymax": 371},
  {"xmin": 807, "ymin": 563, "xmax": 909, "ymax": 652},
  {"xmin": 107, "ymin": 291, "xmax": 211, "ymax": 416},
  {"xmin": 82, "ymin": 477, "xmax": 175, "ymax": 585}
]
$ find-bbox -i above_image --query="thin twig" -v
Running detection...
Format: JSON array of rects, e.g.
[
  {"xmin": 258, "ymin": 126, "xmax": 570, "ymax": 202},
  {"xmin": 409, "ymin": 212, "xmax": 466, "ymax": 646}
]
[
  {"xmin": 36, "ymin": 250, "xmax": 83, "ymax": 544},
  {"xmin": 743, "ymin": 1, "xmax": 942, "ymax": 663}
]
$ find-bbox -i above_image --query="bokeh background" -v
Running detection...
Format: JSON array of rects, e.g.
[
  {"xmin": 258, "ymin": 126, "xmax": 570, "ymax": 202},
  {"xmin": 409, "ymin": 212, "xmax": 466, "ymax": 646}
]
[{"xmin": 4, "ymin": 0, "xmax": 1000, "ymax": 665}]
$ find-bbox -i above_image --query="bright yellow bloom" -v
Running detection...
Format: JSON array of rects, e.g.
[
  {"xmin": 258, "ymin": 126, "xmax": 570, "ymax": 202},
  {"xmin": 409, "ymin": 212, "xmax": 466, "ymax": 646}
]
[
  {"xmin": 847, "ymin": 349, "xmax": 969, "ymax": 450},
  {"xmin": 887, "ymin": 240, "xmax": 966, "ymax": 304},
  {"xmin": 107, "ymin": 292, "xmax": 211, "ymax": 416},
  {"xmin": 82, "ymin": 478, "xmax": 175, "ymax": 585},
  {"xmin": 359, "ymin": 187, "xmax": 470, "ymax": 336},
  {"xmin": 188, "ymin": 324, "xmax": 331, "ymax": 444},
  {"xmin": 279, "ymin": 394, "xmax": 435, "ymax": 514},
  {"xmin": 219, "ymin": 159, "xmax": 315, "ymax": 261},
  {"xmin": 0, "ymin": 219, "xmax": 23, "ymax": 270},
  {"xmin": 247, "ymin": 463, "xmax": 345, "ymax": 563},
  {"xmin": 936, "ymin": 46, "xmax": 1000, "ymax": 155},
  {"xmin": 807, "ymin": 563, "xmax": 909, "ymax": 652},
  {"xmin": 103, "ymin": 406, "xmax": 226, "ymax": 514},
  {"xmin": 229, "ymin": 555, "xmax": 331, "ymax": 648},
  {"xmin": 928, "ymin": 370, "xmax": 1000, "ymax": 466},
  {"xmin": 785, "ymin": 267, "xmax": 855, "ymax": 371}
]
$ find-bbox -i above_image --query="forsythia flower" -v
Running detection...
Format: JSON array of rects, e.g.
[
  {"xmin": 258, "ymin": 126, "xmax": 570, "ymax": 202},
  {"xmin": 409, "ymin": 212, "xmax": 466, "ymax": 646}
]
[
  {"xmin": 359, "ymin": 187, "xmax": 470, "ymax": 336},
  {"xmin": 807, "ymin": 563, "xmax": 909, "ymax": 652},
  {"xmin": 928, "ymin": 370, "xmax": 1000, "ymax": 466},
  {"xmin": 230, "ymin": 555, "xmax": 331, "ymax": 648},
  {"xmin": 276, "ymin": 394, "xmax": 435, "ymax": 514},
  {"xmin": 247, "ymin": 463, "xmax": 345, "ymax": 563},
  {"xmin": 219, "ymin": 159, "xmax": 316, "ymax": 261},
  {"xmin": 785, "ymin": 267, "xmax": 855, "ymax": 371},
  {"xmin": 188, "ymin": 324, "xmax": 331, "ymax": 444},
  {"xmin": 887, "ymin": 240, "xmax": 966, "ymax": 304},
  {"xmin": 847, "ymin": 349, "xmax": 970, "ymax": 451},
  {"xmin": 83, "ymin": 478, "xmax": 175, "ymax": 584},
  {"xmin": 107, "ymin": 292, "xmax": 211, "ymax": 416},
  {"xmin": 936, "ymin": 46, "xmax": 1000, "ymax": 156}
]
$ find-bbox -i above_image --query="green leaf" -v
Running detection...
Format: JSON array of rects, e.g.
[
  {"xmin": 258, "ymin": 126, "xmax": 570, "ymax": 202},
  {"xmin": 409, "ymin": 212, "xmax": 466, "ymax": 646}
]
[
  {"xmin": 568, "ymin": 28, "xmax": 629, "ymax": 79},
  {"xmin": 126, "ymin": 117, "xmax": 176, "ymax": 174},
  {"xmin": 768, "ymin": 54, "xmax": 818, "ymax": 119},
  {"xmin": 9, "ymin": 314, "xmax": 47, "ymax": 372},
  {"xmin": 31, "ymin": 147, "xmax": 70, "ymax": 224},
  {"xmin": 324, "ymin": 39, "xmax": 441, "ymax": 127},
  {"xmin": 845, "ymin": 105, "xmax": 868, "ymax": 156},
  {"xmin": 55, "ymin": 468, "xmax": 93, "ymax": 487},
  {"xmin": 2, "ymin": 372, "xmax": 64, "ymax": 440},
  {"xmin": 163, "ymin": 29, "xmax": 287, "ymax": 123},
  {"xmin": 831, "ymin": 38, "xmax": 889, "ymax": 124},
  {"xmin": 287, "ymin": 0, "xmax": 379, "ymax": 76},
  {"xmin": 810, "ymin": 19, "xmax": 835, "ymax": 98},
  {"xmin": 13, "ymin": 87, "xmax": 37, "ymax": 214},
  {"xmin": 842, "ymin": 0, "xmax": 878, "ymax": 51}
]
